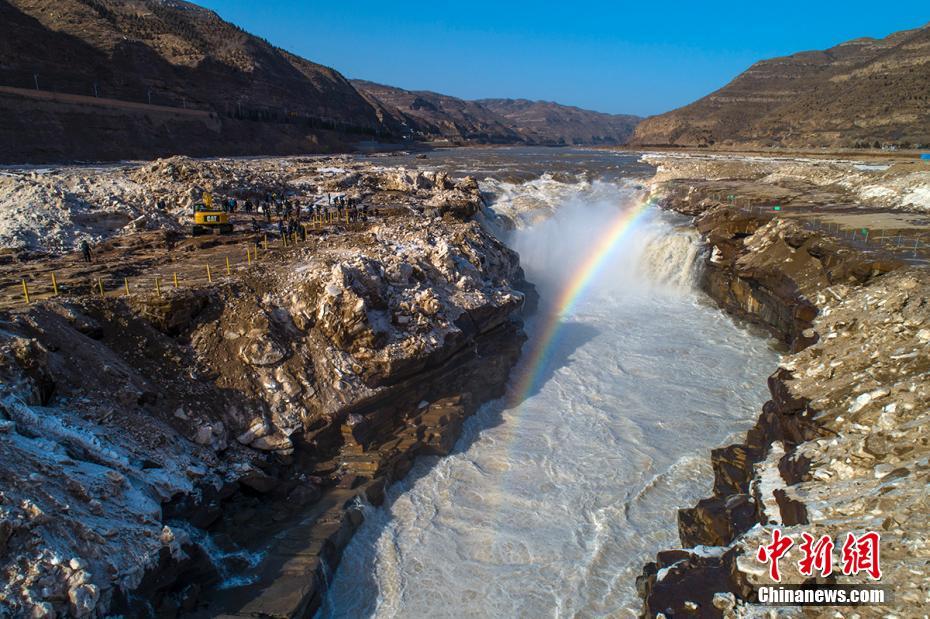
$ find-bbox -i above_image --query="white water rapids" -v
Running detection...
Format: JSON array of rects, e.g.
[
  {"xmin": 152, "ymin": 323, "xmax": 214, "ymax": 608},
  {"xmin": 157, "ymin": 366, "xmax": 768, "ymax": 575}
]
[{"xmin": 321, "ymin": 179, "xmax": 778, "ymax": 617}]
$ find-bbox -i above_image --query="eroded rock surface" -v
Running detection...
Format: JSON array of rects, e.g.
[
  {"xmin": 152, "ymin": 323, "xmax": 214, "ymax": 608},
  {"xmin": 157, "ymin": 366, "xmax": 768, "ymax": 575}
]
[
  {"xmin": 0, "ymin": 161, "xmax": 532, "ymax": 617},
  {"xmin": 639, "ymin": 156, "xmax": 930, "ymax": 618}
]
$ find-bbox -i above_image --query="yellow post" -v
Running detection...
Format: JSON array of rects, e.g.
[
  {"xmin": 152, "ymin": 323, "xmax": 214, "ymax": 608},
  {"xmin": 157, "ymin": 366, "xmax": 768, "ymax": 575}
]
[
  {"xmin": 282, "ymin": 235, "xmax": 287, "ymax": 248},
  {"xmin": 293, "ymin": 232, "xmax": 298, "ymax": 246},
  {"xmin": 226, "ymin": 256, "xmax": 231, "ymax": 275},
  {"xmin": 173, "ymin": 272, "xmax": 179, "ymax": 288},
  {"xmin": 345, "ymin": 209, "xmax": 349, "ymax": 225},
  {"xmin": 51, "ymin": 272, "xmax": 59, "ymax": 296},
  {"xmin": 247, "ymin": 247, "xmax": 252, "ymax": 266},
  {"xmin": 21, "ymin": 279, "xmax": 30, "ymax": 304},
  {"xmin": 206, "ymin": 264, "xmax": 213, "ymax": 283},
  {"xmin": 124, "ymin": 278, "xmax": 130, "ymax": 296},
  {"xmin": 155, "ymin": 277, "xmax": 161, "ymax": 296},
  {"xmin": 97, "ymin": 278, "xmax": 104, "ymax": 296},
  {"xmin": 263, "ymin": 235, "xmax": 268, "ymax": 250}
]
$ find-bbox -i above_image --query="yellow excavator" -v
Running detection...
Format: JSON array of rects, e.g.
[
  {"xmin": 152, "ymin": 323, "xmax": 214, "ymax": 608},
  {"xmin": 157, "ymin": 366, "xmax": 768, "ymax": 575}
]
[{"xmin": 191, "ymin": 193, "xmax": 233, "ymax": 235}]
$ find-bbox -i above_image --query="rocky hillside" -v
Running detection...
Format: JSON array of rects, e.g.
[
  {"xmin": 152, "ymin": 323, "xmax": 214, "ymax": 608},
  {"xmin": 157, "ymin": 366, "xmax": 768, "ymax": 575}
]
[
  {"xmin": 353, "ymin": 80, "xmax": 641, "ymax": 146},
  {"xmin": 0, "ymin": 156, "xmax": 536, "ymax": 617},
  {"xmin": 632, "ymin": 22, "xmax": 930, "ymax": 149},
  {"xmin": 0, "ymin": 0, "xmax": 380, "ymax": 128},
  {"xmin": 351, "ymin": 80, "xmax": 524, "ymax": 144},
  {"xmin": 637, "ymin": 155, "xmax": 930, "ymax": 618},
  {"xmin": 478, "ymin": 98, "xmax": 640, "ymax": 145},
  {"xmin": 0, "ymin": 0, "xmax": 641, "ymax": 162},
  {"xmin": 0, "ymin": 0, "xmax": 390, "ymax": 161}
]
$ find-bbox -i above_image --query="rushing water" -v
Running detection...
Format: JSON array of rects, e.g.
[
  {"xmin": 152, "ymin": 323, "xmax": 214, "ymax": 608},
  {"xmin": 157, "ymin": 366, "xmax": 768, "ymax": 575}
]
[{"xmin": 322, "ymin": 149, "xmax": 778, "ymax": 617}]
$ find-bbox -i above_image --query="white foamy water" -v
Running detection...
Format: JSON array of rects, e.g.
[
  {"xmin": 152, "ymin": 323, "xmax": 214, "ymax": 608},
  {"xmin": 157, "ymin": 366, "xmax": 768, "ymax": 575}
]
[{"xmin": 321, "ymin": 179, "xmax": 778, "ymax": 618}]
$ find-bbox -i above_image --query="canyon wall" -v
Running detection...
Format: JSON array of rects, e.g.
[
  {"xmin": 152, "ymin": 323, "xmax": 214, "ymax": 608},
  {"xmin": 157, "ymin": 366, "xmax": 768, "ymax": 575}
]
[
  {"xmin": 0, "ymin": 160, "xmax": 537, "ymax": 617},
  {"xmin": 638, "ymin": 156, "xmax": 930, "ymax": 618}
]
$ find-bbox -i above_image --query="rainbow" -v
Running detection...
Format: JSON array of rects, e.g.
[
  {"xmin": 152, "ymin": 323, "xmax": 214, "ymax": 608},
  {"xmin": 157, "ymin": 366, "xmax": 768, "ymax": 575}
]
[{"xmin": 508, "ymin": 193, "xmax": 659, "ymax": 405}]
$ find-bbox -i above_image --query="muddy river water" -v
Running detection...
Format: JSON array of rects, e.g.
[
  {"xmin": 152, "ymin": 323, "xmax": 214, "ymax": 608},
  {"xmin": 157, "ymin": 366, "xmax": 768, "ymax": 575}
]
[{"xmin": 321, "ymin": 148, "xmax": 778, "ymax": 617}]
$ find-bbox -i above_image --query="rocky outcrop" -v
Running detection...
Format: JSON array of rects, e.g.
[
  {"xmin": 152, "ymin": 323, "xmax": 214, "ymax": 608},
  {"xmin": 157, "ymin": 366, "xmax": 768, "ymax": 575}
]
[
  {"xmin": 0, "ymin": 155, "xmax": 490, "ymax": 255},
  {"xmin": 0, "ymin": 160, "xmax": 534, "ymax": 616},
  {"xmin": 687, "ymin": 204, "xmax": 900, "ymax": 351},
  {"xmin": 638, "ymin": 160, "xmax": 930, "ymax": 617}
]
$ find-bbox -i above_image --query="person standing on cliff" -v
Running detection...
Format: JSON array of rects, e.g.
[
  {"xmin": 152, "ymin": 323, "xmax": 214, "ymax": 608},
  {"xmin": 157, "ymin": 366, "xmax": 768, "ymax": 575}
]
[{"xmin": 80, "ymin": 240, "xmax": 93, "ymax": 264}]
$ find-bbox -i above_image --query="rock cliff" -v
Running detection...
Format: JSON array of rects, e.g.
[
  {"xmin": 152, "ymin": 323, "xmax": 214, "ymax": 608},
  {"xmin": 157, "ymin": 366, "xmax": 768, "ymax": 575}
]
[
  {"xmin": 0, "ymin": 159, "xmax": 535, "ymax": 617},
  {"xmin": 638, "ymin": 155, "xmax": 930, "ymax": 618}
]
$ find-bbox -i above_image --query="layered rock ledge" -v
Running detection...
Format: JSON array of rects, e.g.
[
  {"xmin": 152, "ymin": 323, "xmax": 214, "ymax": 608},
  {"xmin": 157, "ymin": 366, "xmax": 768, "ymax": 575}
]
[
  {"xmin": 0, "ymin": 159, "xmax": 535, "ymax": 617},
  {"xmin": 638, "ymin": 154, "xmax": 930, "ymax": 618}
]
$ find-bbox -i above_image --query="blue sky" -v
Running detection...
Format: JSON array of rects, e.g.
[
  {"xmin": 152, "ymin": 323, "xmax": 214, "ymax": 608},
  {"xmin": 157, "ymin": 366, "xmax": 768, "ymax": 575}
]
[{"xmin": 196, "ymin": 1, "xmax": 929, "ymax": 117}]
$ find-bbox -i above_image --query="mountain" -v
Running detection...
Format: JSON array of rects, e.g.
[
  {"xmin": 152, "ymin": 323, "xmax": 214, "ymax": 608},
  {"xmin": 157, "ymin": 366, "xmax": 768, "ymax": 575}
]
[
  {"xmin": 350, "ymin": 81, "xmax": 524, "ymax": 144},
  {"xmin": 0, "ymin": 0, "xmax": 388, "ymax": 161},
  {"xmin": 0, "ymin": 0, "xmax": 640, "ymax": 162},
  {"xmin": 478, "ymin": 99, "xmax": 640, "ymax": 145},
  {"xmin": 352, "ymin": 81, "xmax": 641, "ymax": 146},
  {"xmin": 632, "ymin": 23, "xmax": 930, "ymax": 149}
]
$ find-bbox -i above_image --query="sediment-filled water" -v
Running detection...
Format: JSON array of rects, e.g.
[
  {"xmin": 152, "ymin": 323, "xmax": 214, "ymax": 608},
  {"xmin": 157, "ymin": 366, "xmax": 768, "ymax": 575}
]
[{"xmin": 323, "ymin": 150, "xmax": 778, "ymax": 617}]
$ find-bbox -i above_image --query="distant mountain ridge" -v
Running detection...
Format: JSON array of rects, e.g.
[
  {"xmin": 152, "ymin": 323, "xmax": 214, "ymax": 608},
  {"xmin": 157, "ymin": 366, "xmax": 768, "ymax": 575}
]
[
  {"xmin": 0, "ymin": 0, "xmax": 640, "ymax": 162},
  {"xmin": 352, "ymin": 80, "xmax": 641, "ymax": 146},
  {"xmin": 477, "ymin": 98, "xmax": 640, "ymax": 145},
  {"xmin": 632, "ymin": 23, "xmax": 930, "ymax": 149},
  {"xmin": 350, "ymin": 80, "xmax": 524, "ymax": 144}
]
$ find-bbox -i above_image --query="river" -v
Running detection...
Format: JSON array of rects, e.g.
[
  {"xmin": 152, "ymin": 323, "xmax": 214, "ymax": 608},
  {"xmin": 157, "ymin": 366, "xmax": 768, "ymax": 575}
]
[{"xmin": 321, "ymin": 148, "xmax": 778, "ymax": 617}]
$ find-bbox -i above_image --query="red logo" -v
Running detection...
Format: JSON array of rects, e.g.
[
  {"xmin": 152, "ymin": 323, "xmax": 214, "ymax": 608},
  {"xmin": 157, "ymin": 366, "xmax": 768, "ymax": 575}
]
[
  {"xmin": 841, "ymin": 532, "xmax": 882, "ymax": 580},
  {"xmin": 756, "ymin": 529, "xmax": 794, "ymax": 582},
  {"xmin": 756, "ymin": 529, "xmax": 882, "ymax": 581},
  {"xmin": 798, "ymin": 533, "xmax": 834, "ymax": 577}
]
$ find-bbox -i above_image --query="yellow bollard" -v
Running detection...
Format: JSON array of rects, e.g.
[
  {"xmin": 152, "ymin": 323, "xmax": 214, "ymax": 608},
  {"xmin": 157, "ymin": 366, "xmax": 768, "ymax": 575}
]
[
  {"xmin": 282, "ymin": 235, "xmax": 287, "ymax": 248},
  {"xmin": 173, "ymin": 273, "xmax": 179, "ymax": 288},
  {"xmin": 124, "ymin": 278, "xmax": 130, "ymax": 296},
  {"xmin": 206, "ymin": 264, "xmax": 213, "ymax": 283},
  {"xmin": 247, "ymin": 247, "xmax": 252, "ymax": 266},
  {"xmin": 345, "ymin": 210, "xmax": 349, "ymax": 225},
  {"xmin": 263, "ymin": 234, "xmax": 268, "ymax": 251},
  {"xmin": 155, "ymin": 277, "xmax": 161, "ymax": 296},
  {"xmin": 226, "ymin": 256, "xmax": 231, "ymax": 275},
  {"xmin": 21, "ymin": 279, "xmax": 30, "ymax": 304},
  {"xmin": 97, "ymin": 278, "xmax": 104, "ymax": 296},
  {"xmin": 51, "ymin": 272, "xmax": 59, "ymax": 296}
]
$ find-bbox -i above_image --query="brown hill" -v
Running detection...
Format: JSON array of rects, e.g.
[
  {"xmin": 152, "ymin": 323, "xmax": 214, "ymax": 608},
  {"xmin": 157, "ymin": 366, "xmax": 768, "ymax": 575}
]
[
  {"xmin": 478, "ymin": 98, "xmax": 640, "ymax": 145},
  {"xmin": 0, "ymin": 0, "xmax": 386, "ymax": 162},
  {"xmin": 353, "ymin": 81, "xmax": 641, "ymax": 146},
  {"xmin": 351, "ymin": 80, "xmax": 524, "ymax": 144},
  {"xmin": 632, "ymin": 23, "xmax": 930, "ymax": 149},
  {"xmin": 0, "ymin": 0, "xmax": 641, "ymax": 162}
]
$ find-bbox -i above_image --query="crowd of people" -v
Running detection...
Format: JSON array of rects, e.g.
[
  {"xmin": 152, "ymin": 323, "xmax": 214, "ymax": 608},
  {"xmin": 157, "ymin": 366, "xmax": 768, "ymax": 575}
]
[
  {"xmin": 220, "ymin": 192, "xmax": 371, "ymax": 229},
  {"xmin": 75, "ymin": 192, "xmax": 374, "ymax": 263}
]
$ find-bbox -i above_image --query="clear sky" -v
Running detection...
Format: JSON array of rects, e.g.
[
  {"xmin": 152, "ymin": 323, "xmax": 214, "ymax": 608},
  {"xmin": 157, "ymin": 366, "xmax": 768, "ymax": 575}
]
[{"xmin": 195, "ymin": 1, "xmax": 929, "ymax": 117}]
